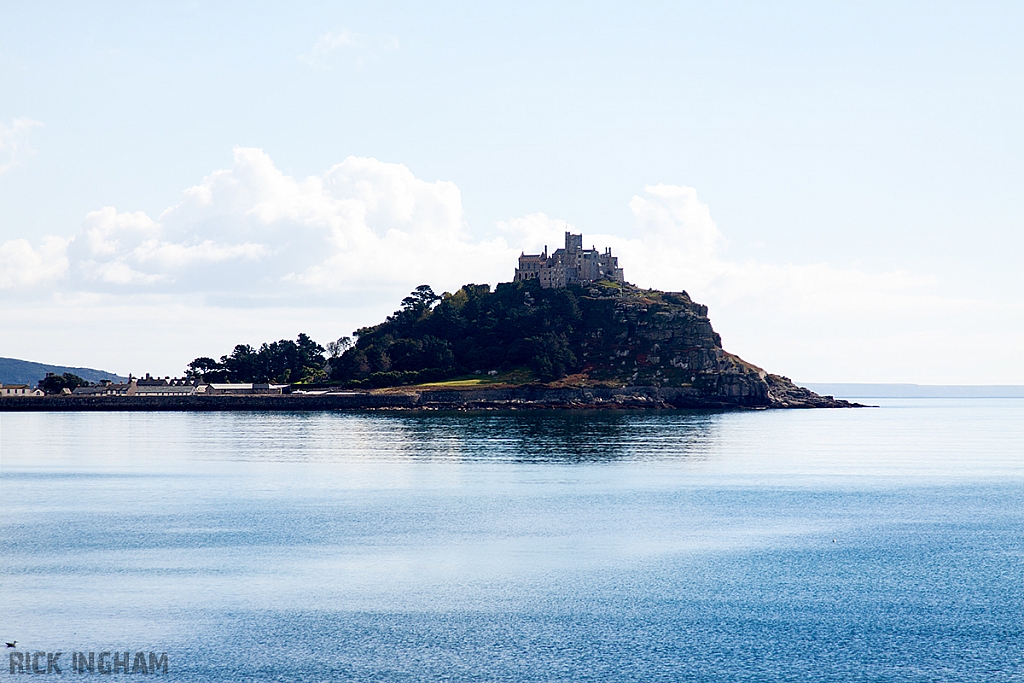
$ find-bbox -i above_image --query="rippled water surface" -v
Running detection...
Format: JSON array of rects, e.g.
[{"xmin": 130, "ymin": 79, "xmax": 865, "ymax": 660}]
[{"xmin": 1, "ymin": 400, "xmax": 1022, "ymax": 681}]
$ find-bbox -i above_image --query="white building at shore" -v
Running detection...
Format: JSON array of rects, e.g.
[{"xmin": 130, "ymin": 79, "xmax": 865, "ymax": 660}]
[{"xmin": 0, "ymin": 384, "xmax": 44, "ymax": 397}]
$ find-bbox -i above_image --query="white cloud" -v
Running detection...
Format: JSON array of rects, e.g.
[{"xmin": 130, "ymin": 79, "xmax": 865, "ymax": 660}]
[
  {"xmin": 0, "ymin": 117, "xmax": 44, "ymax": 174},
  {"xmin": 80, "ymin": 207, "xmax": 159, "ymax": 257},
  {"xmin": 299, "ymin": 29, "xmax": 399, "ymax": 67},
  {"xmin": 82, "ymin": 260, "xmax": 167, "ymax": 286},
  {"xmin": 62, "ymin": 201, "xmax": 268, "ymax": 291},
  {"xmin": 132, "ymin": 240, "xmax": 268, "ymax": 269},
  {"xmin": 159, "ymin": 147, "xmax": 511, "ymax": 293},
  {"xmin": 4, "ymin": 148, "xmax": 513, "ymax": 299},
  {"xmin": 0, "ymin": 236, "xmax": 69, "ymax": 289}
]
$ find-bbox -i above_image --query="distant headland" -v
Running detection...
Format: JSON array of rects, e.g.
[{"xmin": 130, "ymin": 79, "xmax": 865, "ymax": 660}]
[
  {"xmin": 0, "ymin": 357, "xmax": 125, "ymax": 388},
  {"xmin": 0, "ymin": 232, "xmax": 856, "ymax": 411}
]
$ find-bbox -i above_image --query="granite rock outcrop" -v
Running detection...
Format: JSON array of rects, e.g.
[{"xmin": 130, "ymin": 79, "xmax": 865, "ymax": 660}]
[{"xmin": 570, "ymin": 283, "xmax": 851, "ymax": 408}]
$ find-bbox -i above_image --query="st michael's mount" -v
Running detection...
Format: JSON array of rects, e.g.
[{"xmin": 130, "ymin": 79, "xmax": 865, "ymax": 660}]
[{"xmin": 0, "ymin": 233, "xmax": 857, "ymax": 411}]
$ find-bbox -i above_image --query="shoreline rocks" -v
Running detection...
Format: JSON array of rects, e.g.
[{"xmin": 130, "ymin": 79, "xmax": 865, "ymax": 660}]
[{"xmin": 0, "ymin": 381, "xmax": 859, "ymax": 413}]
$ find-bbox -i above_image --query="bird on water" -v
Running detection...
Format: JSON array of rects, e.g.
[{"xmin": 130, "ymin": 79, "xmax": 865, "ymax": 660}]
[{"xmin": 5, "ymin": 641, "xmax": 16, "ymax": 648}]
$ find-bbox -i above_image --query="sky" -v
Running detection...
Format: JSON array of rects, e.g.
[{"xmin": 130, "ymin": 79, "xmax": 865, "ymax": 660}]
[{"xmin": 1, "ymin": 0, "xmax": 1022, "ymax": 383}]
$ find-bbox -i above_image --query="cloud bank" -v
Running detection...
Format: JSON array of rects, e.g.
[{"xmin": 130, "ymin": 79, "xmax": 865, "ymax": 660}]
[
  {"xmin": 4, "ymin": 148, "xmax": 512, "ymax": 302},
  {"xmin": 1, "ymin": 148, "xmax": 1018, "ymax": 383}
]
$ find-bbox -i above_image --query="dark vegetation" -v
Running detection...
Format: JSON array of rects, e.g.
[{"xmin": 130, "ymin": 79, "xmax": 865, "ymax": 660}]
[
  {"xmin": 186, "ymin": 333, "xmax": 329, "ymax": 384},
  {"xmin": 39, "ymin": 372, "xmax": 91, "ymax": 394},
  {"xmin": 49, "ymin": 281, "xmax": 836, "ymax": 408},
  {"xmin": 185, "ymin": 281, "xmax": 597, "ymax": 388},
  {"xmin": 330, "ymin": 282, "xmax": 587, "ymax": 387}
]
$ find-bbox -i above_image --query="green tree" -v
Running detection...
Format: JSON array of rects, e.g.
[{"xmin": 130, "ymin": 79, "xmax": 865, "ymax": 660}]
[
  {"xmin": 185, "ymin": 333, "xmax": 327, "ymax": 384},
  {"xmin": 39, "ymin": 372, "xmax": 90, "ymax": 394},
  {"xmin": 185, "ymin": 357, "xmax": 227, "ymax": 383},
  {"xmin": 328, "ymin": 282, "xmax": 583, "ymax": 387}
]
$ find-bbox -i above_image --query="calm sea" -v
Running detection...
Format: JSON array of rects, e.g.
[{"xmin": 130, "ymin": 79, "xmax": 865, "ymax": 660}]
[{"xmin": 1, "ymin": 399, "xmax": 1022, "ymax": 682}]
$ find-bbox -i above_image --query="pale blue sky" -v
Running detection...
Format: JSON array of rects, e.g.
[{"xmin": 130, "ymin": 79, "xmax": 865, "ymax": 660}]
[{"xmin": 1, "ymin": 1, "xmax": 1022, "ymax": 382}]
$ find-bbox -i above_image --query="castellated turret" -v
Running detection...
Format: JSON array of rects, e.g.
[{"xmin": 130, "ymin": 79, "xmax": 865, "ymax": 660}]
[{"xmin": 514, "ymin": 232, "xmax": 624, "ymax": 289}]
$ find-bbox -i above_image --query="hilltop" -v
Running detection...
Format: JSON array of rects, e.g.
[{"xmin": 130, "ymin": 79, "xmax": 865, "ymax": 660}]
[{"xmin": 0, "ymin": 357, "xmax": 125, "ymax": 387}]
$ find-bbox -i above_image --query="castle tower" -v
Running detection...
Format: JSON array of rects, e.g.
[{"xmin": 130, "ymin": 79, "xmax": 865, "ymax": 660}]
[{"xmin": 515, "ymin": 232, "xmax": 624, "ymax": 288}]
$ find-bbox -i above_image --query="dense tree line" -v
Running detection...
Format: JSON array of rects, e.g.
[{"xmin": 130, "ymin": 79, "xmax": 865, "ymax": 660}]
[
  {"xmin": 186, "ymin": 333, "xmax": 329, "ymax": 384},
  {"xmin": 184, "ymin": 280, "xmax": 597, "ymax": 388},
  {"xmin": 330, "ymin": 281, "xmax": 586, "ymax": 387}
]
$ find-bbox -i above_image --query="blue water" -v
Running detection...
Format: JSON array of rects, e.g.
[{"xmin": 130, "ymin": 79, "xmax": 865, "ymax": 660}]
[{"xmin": 1, "ymin": 400, "xmax": 1022, "ymax": 681}]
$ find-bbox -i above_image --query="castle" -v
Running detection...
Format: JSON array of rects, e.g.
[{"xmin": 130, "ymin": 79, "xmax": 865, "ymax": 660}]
[{"xmin": 514, "ymin": 232, "xmax": 624, "ymax": 289}]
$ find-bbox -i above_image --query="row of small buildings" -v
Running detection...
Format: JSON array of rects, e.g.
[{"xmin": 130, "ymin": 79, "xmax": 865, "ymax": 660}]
[
  {"xmin": 73, "ymin": 376, "xmax": 291, "ymax": 397},
  {"xmin": 0, "ymin": 376, "xmax": 290, "ymax": 398}
]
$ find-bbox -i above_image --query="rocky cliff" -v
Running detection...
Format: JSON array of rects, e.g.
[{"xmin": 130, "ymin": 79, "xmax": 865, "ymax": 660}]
[{"xmin": 567, "ymin": 282, "xmax": 850, "ymax": 408}]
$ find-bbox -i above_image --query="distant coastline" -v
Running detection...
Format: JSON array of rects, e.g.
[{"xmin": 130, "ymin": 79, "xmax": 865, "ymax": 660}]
[
  {"xmin": 802, "ymin": 383, "xmax": 1024, "ymax": 399},
  {"xmin": 0, "ymin": 357, "xmax": 125, "ymax": 387}
]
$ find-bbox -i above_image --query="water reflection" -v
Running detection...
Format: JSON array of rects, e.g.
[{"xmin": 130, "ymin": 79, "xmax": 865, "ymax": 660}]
[
  {"xmin": 379, "ymin": 412, "xmax": 725, "ymax": 463},
  {"xmin": 5, "ymin": 401, "xmax": 1023, "ymax": 480},
  {"xmin": 176, "ymin": 411, "xmax": 727, "ymax": 463},
  {"xmin": 0, "ymin": 410, "xmax": 727, "ymax": 465}
]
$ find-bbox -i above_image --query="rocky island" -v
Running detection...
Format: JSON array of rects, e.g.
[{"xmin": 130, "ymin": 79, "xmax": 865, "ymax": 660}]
[
  {"xmin": 315, "ymin": 276, "xmax": 853, "ymax": 410},
  {"xmin": 0, "ymin": 232, "xmax": 856, "ymax": 411}
]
